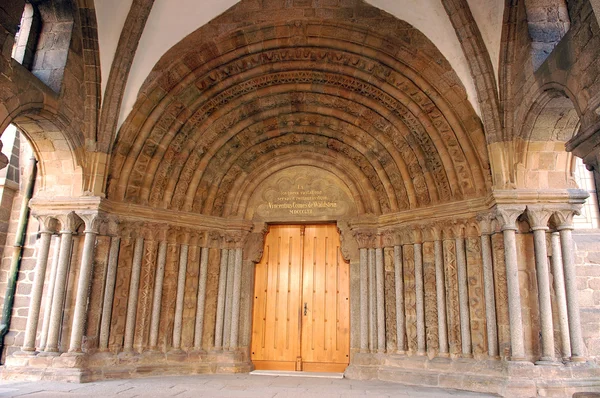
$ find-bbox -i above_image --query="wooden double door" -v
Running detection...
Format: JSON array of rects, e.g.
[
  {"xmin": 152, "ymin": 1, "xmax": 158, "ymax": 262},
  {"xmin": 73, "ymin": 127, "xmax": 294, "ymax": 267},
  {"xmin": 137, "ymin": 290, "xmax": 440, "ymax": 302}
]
[{"xmin": 251, "ymin": 224, "xmax": 350, "ymax": 372}]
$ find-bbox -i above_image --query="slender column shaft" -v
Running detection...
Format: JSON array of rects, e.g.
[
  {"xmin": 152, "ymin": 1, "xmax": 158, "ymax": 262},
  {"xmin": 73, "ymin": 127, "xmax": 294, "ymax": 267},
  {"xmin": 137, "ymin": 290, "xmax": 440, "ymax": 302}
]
[
  {"xmin": 39, "ymin": 235, "xmax": 60, "ymax": 351},
  {"xmin": 375, "ymin": 247, "xmax": 385, "ymax": 352},
  {"xmin": 194, "ymin": 247, "xmax": 209, "ymax": 349},
  {"xmin": 173, "ymin": 244, "xmax": 188, "ymax": 349},
  {"xmin": 559, "ymin": 227, "xmax": 584, "ymax": 359},
  {"xmin": 434, "ymin": 240, "xmax": 449, "ymax": 355},
  {"xmin": 222, "ymin": 249, "xmax": 236, "ymax": 350},
  {"xmin": 359, "ymin": 248, "xmax": 368, "ymax": 351},
  {"xmin": 550, "ymin": 232, "xmax": 571, "ymax": 359},
  {"xmin": 414, "ymin": 243, "xmax": 426, "ymax": 355},
  {"xmin": 194, "ymin": 247, "xmax": 209, "ymax": 350},
  {"xmin": 368, "ymin": 248, "xmax": 377, "ymax": 352},
  {"xmin": 148, "ymin": 240, "xmax": 167, "ymax": 349},
  {"xmin": 503, "ymin": 227, "xmax": 525, "ymax": 360},
  {"xmin": 532, "ymin": 227, "xmax": 555, "ymax": 361},
  {"xmin": 22, "ymin": 231, "xmax": 53, "ymax": 352},
  {"xmin": 124, "ymin": 236, "xmax": 144, "ymax": 351},
  {"xmin": 69, "ymin": 228, "xmax": 98, "ymax": 352},
  {"xmin": 394, "ymin": 246, "xmax": 405, "ymax": 353},
  {"xmin": 456, "ymin": 237, "xmax": 472, "ymax": 357},
  {"xmin": 480, "ymin": 233, "xmax": 498, "ymax": 357},
  {"xmin": 45, "ymin": 230, "xmax": 74, "ymax": 352},
  {"xmin": 230, "ymin": 248, "xmax": 243, "ymax": 349},
  {"xmin": 99, "ymin": 237, "xmax": 121, "ymax": 350},
  {"xmin": 214, "ymin": 249, "xmax": 229, "ymax": 349}
]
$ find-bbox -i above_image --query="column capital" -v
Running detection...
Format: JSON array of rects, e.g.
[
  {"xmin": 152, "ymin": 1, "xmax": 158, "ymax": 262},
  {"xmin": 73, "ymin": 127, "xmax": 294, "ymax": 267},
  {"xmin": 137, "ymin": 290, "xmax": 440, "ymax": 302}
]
[
  {"xmin": 525, "ymin": 205, "xmax": 552, "ymax": 231},
  {"xmin": 55, "ymin": 212, "xmax": 82, "ymax": 234},
  {"xmin": 222, "ymin": 230, "xmax": 249, "ymax": 248},
  {"xmin": 381, "ymin": 229, "xmax": 399, "ymax": 247},
  {"xmin": 353, "ymin": 229, "xmax": 377, "ymax": 249},
  {"xmin": 551, "ymin": 205, "xmax": 582, "ymax": 230},
  {"xmin": 33, "ymin": 214, "xmax": 58, "ymax": 234},
  {"xmin": 476, "ymin": 212, "xmax": 496, "ymax": 235},
  {"xmin": 411, "ymin": 225, "xmax": 423, "ymax": 244},
  {"xmin": 76, "ymin": 212, "xmax": 102, "ymax": 234},
  {"xmin": 495, "ymin": 205, "xmax": 526, "ymax": 231}
]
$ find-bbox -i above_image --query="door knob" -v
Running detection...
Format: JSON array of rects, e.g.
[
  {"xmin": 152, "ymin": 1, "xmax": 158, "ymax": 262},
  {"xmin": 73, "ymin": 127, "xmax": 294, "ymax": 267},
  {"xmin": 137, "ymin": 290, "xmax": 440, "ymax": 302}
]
[{"xmin": 304, "ymin": 302, "xmax": 308, "ymax": 316}]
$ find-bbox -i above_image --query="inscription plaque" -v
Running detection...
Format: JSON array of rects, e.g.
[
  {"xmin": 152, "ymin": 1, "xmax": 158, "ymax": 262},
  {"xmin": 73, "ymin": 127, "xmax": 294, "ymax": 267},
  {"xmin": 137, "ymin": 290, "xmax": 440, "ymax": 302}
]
[{"xmin": 247, "ymin": 166, "xmax": 356, "ymax": 221}]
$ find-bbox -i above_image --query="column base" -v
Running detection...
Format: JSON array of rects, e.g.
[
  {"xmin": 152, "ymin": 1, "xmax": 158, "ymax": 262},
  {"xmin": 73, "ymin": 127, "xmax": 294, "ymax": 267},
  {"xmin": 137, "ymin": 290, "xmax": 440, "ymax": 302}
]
[
  {"xmin": 12, "ymin": 350, "xmax": 37, "ymax": 357},
  {"xmin": 37, "ymin": 351, "xmax": 61, "ymax": 357},
  {"xmin": 569, "ymin": 356, "xmax": 587, "ymax": 363},
  {"xmin": 535, "ymin": 359, "xmax": 561, "ymax": 366}
]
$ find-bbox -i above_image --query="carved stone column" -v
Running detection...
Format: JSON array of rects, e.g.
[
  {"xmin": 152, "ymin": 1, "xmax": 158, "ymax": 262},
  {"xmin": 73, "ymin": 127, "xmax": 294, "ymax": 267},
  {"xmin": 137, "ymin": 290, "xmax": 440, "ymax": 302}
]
[
  {"xmin": 230, "ymin": 246, "xmax": 243, "ymax": 350},
  {"xmin": 394, "ymin": 242, "xmax": 405, "ymax": 354},
  {"xmin": 214, "ymin": 247, "xmax": 228, "ymax": 350},
  {"xmin": 123, "ymin": 234, "xmax": 145, "ymax": 352},
  {"xmin": 375, "ymin": 239, "xmax": 385, "ymax": 353},
  {"xmin": 21, "ymin": 216, "xmax": 56, "ymax": 353},
  {"xmin": 433, "ymin": 225, "xmax": 448, "ymax": 357},
  {"xmin": 194, "ymin": 245, "xmax": 209, "ymax": 350},
  {"xmin": 44, "ymin": 212, "xmax": 79, "ymax": 354},
  {"xmin": 477, "ymin": 214, "xmax": 498, "ymax": 358},
  {"xmin": 496, "ymin": 206, "xmax": 527, "ymax": 361},
  {"xmin": 368, "ymin": 247, "xmax": 377, "ymax": 352},
  {"xmin": 526, "ymin": 206, "xmax": 556, "ymax": 363},
  {"xmin": 413, "ymin": 229, "xmax": 426, "ymax": 356},
  {"xmin": 148, "ymin": 227, "xmax": 168, "ymax": 351},
  {"xmin": 555, "ymin": 208, "xmax": 585, "ymax": 361},
  {"xmin": 38, "ymin": 234, "xmax": 61, "ymax": 351},
  {"xmin": 68, "ymin": 212, "xmax": 101, "ymax": 353},
  {"xmin": 99, "ymin": 220, "xmax": 121, "ymax": 351},
  {"xmin": 354, "ymin": 230, "xmax": 375, "ymax": 353},
  {"xmin": 172, "ymin": 231, "xmax": 190, "ymax": 351},
  {"xmin": 455, "ymin": 225, "xmax": 472, "ymax": 358},
  {"xmin": 550, "ymin": 231, "xmax": 571, "ymax": 359}
]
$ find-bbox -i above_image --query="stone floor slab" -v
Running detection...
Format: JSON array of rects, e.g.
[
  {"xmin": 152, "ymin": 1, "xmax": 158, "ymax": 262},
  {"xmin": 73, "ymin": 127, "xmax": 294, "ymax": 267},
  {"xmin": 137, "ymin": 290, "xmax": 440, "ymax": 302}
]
[{"xmin": 0, "ymin": 374, "xmax": 499, "ymax": 397}]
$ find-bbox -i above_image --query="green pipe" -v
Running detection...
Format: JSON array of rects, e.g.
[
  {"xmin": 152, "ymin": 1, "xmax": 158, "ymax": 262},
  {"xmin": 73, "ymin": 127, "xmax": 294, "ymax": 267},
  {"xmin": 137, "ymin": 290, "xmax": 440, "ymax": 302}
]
[{"xmin": 0, "ymin": 156, "xmax": 37, "ymax": 362}]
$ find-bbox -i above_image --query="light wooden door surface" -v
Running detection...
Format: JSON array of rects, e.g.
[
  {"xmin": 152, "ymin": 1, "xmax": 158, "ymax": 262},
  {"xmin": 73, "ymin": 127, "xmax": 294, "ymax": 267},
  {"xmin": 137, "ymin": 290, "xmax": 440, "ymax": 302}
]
[{"xmin": 251, "ymin": 224, "xmax": 349, "ymax": 372}]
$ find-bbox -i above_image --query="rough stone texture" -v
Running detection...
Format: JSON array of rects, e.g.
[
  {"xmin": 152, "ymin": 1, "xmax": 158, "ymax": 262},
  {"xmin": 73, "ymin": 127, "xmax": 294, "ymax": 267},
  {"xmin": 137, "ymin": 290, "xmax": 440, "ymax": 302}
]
[
  {"xmin": 108, "ymin": 236, "xmax": 133, "ymax": 352},
  {"xmin": 422, "ymin": 241, "xmax": 439, "ymax": 354},
  {"xmin": 403, "ymin": 245, "xmax": 417, "ymax": 354},
  {"xmin": 383, "ymin": 246, "xmax": 396, "ymax": 352},
  {"xmin": 466, "ymin": 236, "xmax": 486, "ymax": 358},
  {"xmin": 83, "ymin": 235, "xmax": 110, "ymax": 352},
  {"xmin": 0, "ymin": 1, "xmax": 599, "ymax": 396}
]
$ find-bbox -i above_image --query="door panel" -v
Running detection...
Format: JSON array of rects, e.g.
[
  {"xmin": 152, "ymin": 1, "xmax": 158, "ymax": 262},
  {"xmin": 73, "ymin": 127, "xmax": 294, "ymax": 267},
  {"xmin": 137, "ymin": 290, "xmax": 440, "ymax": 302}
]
[
  {"xmin": 301, "ymin": 225, "xmax": 350, "ymax": 372},
  {"xmin": 251, "ymin": 224, "xmax": 349, "ymax": 372},
  {"xmin": 251, "ymin": 226, "xmax": 303, "ymax": 370}
]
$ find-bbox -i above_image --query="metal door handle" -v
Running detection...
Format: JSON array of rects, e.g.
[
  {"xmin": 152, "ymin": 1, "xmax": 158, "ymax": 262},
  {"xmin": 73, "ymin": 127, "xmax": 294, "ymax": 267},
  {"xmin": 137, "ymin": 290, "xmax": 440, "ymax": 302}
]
[{"xmin": 304, "ymin": 303, "xmax": 308, "ymax": 316}]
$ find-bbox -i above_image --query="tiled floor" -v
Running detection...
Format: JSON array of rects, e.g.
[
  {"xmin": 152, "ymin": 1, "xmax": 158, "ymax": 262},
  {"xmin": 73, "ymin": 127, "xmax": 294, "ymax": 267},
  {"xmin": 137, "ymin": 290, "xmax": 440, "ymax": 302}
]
[{"xmin": 0, "ymin": 374, "xmax": 499, "ymax": 397}]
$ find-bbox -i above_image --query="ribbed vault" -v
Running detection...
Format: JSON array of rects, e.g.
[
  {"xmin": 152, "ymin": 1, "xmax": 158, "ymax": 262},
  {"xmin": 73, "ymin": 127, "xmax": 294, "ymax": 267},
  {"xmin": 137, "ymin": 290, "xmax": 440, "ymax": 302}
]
[{"xmin": 108, "ymin": 18, "xmax": 491, "ymax": 218}]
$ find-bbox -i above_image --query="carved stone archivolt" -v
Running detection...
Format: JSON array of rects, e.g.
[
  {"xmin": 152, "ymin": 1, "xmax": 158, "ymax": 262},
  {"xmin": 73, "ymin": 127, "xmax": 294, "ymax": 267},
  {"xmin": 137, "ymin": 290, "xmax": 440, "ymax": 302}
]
[{"xmin": 107, "ymin": 19, "xmax": 491, "ymax": 219}]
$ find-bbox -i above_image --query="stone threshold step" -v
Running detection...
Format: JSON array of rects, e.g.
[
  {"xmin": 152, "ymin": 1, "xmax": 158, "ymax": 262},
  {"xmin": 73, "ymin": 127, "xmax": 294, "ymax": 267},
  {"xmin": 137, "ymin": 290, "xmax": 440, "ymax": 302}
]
[{"xmin": 250, "ymin": 370, "xmax": 344, "ymax": 379}]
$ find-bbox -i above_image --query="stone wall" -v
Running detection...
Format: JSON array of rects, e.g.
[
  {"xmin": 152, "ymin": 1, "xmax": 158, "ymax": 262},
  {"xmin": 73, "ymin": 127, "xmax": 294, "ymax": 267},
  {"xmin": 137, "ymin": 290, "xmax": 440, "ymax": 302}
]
[{"xmin": 574, "ymin": 230, "xmax": 600, "ymax": 362}]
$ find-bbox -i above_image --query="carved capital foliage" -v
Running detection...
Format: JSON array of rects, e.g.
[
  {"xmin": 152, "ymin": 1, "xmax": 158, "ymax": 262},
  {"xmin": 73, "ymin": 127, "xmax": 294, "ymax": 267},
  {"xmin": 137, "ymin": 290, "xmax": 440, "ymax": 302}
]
[
  {"xmin": 495, "ymin": 205, "xmax": 526, "ymax": 231},
  {"xmin": 55, "ymin": 212, "xmax": 82, "ymax": 233},
  {"xmin": 476, "ymin": 212, "xmax": 496, "ymax": 235},
  {"xmin": 381, "ymin": 229, "xmax": 399, "ymax": 247},
  {"xmin": 223, "ymin": 230, "xmax": 249, "ymax": 248},
  {"xmin": 207, "ymin": 230, "xmax": 222, "ymax": 247},
  {"xmin": 525, "ymin": 205, "xmax": 552, "ymax": 230},
  {"xmin": 352, "ymin": 229, "xmax": 377, "ymax": 249},
  {"xmin": 551, "ymin": 205, "xmax": 582, "ymax": 230},
  {"xmin": 77, "ymin": 211, "xmax": 102, "ymax": 234},
  {"xmin": 34, "ymin": 214, "xmax": 58, "ymax": 234}
]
